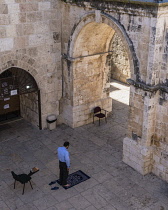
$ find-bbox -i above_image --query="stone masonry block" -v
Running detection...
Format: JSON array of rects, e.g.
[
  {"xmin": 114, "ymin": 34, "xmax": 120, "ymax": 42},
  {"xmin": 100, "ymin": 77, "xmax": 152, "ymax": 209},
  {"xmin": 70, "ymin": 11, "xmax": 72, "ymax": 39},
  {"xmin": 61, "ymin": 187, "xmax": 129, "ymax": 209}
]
[
  {"xmin": 123, "ymin": 137, "xmax": 153, "ymax": 175},
  {"xmin": 29, "ymin": 34, "xmax": 45, "ymax": 46},
  {"xmin": 5, "ymin": 0, "xmax": 15, "ymax": 3},
  {"xmin": 19, "ymin": 3, "xmax": 38, "ymax": 12},
  {"xmin": 140, "ymin": 148, "xmax": 152, "ymax": 156},
  {"xmin": 153, "ymin": 154, "xmax": 160, "ymax": 164},
  {"xmin": 0, "ymin": 26, "xmax": 6, "ymax": 38},
  {"xmin": 14, "ymin": 37, "xmax": 28, "ymax": 49},
  {"xmin": 160, "ymin": 158, "xmax": 168, "ymax": 168},
  {"xmin": 0, "ymin": 14, "xmax": 10, "ymax": 25},
  {"xmin": 19, "ymin": 12, "xmax": 26, "ymax": 23},
  {"xmin": 0, "ymin": 4, "xmax": 8, "ymax": 14},
  {"xmin": 38, "ymin": 2, "xmax": 50, "ymax": 11},
  {"xmin": 23, "ymin": 24, "xmax": 34, "ymax": 35},
  {"xmin": 43, "ymin": 10, "xmax": 57, "ymax": 20},
  {"xmin": 10, "ymin": 13, "xmax": 21, "ymax": 24},
  {"xmin": 27, "ymin": 12, "xmax": 42, "ymax": 23},
  {"xmin": 6, "ymin": 25, "xmax": 17, "ymax": 37},
  {"xmin": 0, "ymin": 38, "xmax": 13, "ymax": 52},
  {"xmin": 35, "ymin": 21, "xmax": 49, "ymax": 34},
  {"xmin": 74, "ymin": 120, "xmax": 86, "ymax": 128},
  {"xmin": 8, "ymin": 3, "xmax": 19, "ymax": 13},
  {"xmin": 123, "ymin": 143, "xmax": 130, "ymax": 153}
]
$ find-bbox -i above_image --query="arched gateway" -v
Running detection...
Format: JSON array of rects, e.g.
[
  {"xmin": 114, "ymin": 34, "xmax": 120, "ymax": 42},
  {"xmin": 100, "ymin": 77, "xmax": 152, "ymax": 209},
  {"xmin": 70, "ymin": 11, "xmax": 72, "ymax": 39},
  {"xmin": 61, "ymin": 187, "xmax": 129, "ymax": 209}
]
[
  {"xmin": 0, "ymin": 67, "xmax": 42, "ymax": 129},
  {"xmin": 62, "ymin": 11, "xmax": 138, "ymax": 128}
]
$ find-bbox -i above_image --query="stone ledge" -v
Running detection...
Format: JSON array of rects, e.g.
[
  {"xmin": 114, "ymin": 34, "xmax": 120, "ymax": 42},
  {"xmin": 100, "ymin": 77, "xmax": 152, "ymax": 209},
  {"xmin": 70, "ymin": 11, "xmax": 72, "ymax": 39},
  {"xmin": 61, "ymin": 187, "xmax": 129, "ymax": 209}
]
[
  {"xmin": 62, "ymin": 0, "xmax": 161, "ymax": 6},
  {"xmin": 127, "ymin": 78, "xmax": 168, "ymax": 93}
]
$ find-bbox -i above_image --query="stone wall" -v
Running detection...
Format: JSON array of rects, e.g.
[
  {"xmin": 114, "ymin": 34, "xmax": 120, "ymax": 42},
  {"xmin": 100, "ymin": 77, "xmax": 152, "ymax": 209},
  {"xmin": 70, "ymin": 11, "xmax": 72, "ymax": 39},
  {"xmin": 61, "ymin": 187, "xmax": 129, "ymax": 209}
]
[
  {"xmin": 1, "ymin": 0, "xmax": 168, "ymax": 183},
  {"xmin": 60, "ymin": 1, "xmax": 156, "ymax": 128},
  {"xmin": 0, "ymin": 0, "xmax": 62, "ymax": 128},
  {"xmin": 108, "ymin": 33, "xmax": 130, "ymax": 83},
  {"xmin": 60, "ymin": 0, "xmax": 168, "ymax": 183},
  {"xmin": 123, "ymin": 3, "xmax": 168, "ymax": 182},
  {"xmin": 20, "ymin": 92, "xmax": 38, "ymax": 127},
  {"xmin": 123, "ymin": 85, "xmax": 157, "ymax": 175},
  {"xmin": 150, "ymin": 6, "xmax": 168, "ymax": 182},
  {"xmin": 152, "ymin": 93, "xmax": 168, "ymax": 181}
]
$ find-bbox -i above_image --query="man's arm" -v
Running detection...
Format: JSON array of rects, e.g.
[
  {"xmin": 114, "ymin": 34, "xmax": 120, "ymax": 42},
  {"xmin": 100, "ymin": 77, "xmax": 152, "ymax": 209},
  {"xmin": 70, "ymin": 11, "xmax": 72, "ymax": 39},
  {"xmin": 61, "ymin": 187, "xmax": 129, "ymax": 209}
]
[{"xmin": 65, "ymin": 151, "xmax": 70, "ymax": 169}]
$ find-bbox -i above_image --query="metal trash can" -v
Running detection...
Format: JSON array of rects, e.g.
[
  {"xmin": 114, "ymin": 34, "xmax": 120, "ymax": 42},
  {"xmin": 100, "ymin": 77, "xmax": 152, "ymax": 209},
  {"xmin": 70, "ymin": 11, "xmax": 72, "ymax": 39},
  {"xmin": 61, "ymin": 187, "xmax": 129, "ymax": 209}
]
[{"xmin": 46, "ymin": 114, "xmax": 57, "ymax": 130}]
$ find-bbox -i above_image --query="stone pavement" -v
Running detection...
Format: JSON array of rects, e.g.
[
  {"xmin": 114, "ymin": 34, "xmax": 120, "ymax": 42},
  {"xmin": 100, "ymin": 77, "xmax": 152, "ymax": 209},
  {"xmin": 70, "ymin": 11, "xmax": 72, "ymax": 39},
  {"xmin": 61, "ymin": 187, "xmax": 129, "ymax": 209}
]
[{"xmin": 0, "ymin": 80, "xmax": 168, "ymax": 210}]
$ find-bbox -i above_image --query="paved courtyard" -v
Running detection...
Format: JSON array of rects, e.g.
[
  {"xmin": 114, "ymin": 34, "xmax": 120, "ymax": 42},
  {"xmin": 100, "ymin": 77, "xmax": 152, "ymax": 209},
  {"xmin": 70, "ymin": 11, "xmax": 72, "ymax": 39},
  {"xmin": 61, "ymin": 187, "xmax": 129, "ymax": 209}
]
[{"xmin": 0, "ymin": 81, "xmax": 168, "ymax": 210}]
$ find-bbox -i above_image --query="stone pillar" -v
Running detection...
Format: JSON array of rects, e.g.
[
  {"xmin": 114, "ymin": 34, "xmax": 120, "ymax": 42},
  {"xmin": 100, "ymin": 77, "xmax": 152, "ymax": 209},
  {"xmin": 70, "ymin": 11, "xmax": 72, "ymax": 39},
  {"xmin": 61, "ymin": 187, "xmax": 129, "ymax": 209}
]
[
  {"xmin": 123, "ymin": 85, "xmax": 156, "ymax": 175},
  {"xmin": 61, "ymin": 57, "xmax": 112, "ymax": 128}
]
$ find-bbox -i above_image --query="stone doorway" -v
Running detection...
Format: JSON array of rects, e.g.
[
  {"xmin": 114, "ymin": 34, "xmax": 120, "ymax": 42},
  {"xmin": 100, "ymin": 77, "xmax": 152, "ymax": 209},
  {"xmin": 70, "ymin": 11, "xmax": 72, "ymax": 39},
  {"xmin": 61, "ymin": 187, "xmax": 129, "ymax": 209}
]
[{"xmin": 0, "ymin": 67, "xmax": 41, "ymax": 129}]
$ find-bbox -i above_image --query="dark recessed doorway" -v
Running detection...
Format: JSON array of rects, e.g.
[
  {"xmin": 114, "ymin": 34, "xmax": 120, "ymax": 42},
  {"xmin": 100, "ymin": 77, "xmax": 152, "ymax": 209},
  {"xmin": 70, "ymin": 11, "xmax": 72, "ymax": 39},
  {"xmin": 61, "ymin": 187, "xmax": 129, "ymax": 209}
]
[{"xmin": 0, "ymin": 67, "xmax": 41, "ymax": 129}]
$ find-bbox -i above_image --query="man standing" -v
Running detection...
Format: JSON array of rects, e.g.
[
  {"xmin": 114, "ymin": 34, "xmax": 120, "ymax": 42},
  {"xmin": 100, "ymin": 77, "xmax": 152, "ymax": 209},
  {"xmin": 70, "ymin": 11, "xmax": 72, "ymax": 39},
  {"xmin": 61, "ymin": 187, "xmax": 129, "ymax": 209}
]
[{"xmin": 57, "ymin": 141, "xmax": 70, "ymax": 187}]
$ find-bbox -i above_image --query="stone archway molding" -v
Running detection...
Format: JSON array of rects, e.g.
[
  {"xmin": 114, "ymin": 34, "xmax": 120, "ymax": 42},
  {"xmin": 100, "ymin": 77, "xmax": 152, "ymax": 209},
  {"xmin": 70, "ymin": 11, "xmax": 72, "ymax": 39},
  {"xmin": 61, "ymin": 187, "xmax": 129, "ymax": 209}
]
[
  {"xmin": 0, "ymin": 52, "xmax": 44, "ymax": 90},
  {"xmin": 0, "ymin": 52, "xmax": 45, "ymax": 129},
  {"xmin": 66, "ymin": 10, "xmax": 139, "ymax": 81},
  {"xmin": 61, "ymin": 10, "xmax": 140, "ymax": 128}
]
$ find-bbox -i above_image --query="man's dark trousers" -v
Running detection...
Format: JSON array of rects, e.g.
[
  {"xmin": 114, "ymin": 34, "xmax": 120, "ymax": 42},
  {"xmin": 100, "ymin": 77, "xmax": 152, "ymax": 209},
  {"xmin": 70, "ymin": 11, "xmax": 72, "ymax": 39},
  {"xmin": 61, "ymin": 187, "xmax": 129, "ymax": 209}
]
[{"xmin": 59, "ymin": 161, "xmax": 68, "ymax": 185}]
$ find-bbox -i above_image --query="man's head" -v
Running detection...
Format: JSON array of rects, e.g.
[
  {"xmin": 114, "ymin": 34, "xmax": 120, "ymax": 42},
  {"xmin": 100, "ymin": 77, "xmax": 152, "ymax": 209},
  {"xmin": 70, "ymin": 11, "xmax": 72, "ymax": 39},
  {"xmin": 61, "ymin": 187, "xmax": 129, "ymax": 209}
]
[{"xmin": 64, "ymin": 141, "xmax": 70, "ymax": 149}]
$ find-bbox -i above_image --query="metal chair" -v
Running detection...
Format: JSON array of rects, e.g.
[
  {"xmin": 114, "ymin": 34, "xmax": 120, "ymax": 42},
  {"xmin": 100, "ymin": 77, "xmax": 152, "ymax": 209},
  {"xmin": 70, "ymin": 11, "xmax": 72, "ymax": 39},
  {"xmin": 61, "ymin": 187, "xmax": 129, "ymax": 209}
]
[
  {"xmin": 11, "ymin": 171, "xmax": 33, "ymax": 195},
  {"xmin": 93, "ymin": 106, "xmax": 107, "ymax": 126}
]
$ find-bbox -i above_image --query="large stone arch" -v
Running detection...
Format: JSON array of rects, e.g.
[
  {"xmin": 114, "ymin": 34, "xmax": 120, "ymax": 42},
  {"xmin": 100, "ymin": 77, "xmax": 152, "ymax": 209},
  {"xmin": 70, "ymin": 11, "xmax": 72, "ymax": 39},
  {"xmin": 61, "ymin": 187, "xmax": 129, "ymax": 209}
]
[
  {"xmin": 62, "ymin": 11, "xmax": 138, "ymax": 128},
  {"xmin": 0, "ymin": 52, "xmax": 46, "ymax": 129},
  {"xmin": 68, "ymin": 11, "xmax": 139, "ymax": 81}
]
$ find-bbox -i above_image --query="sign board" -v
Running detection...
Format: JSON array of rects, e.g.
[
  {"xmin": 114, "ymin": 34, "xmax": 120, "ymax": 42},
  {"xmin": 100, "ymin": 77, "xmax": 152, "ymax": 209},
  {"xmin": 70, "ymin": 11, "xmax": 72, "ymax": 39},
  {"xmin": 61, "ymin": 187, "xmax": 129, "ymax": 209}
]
[
  {"xmin": 4, "ymin": 104, "xmax": 9, "ymax": 109},
  {"xmin": 10, "ymin": 90, "xmax": 17, "ymax": 96},
  {"xmin": 4, "ymin": 97, "xmax": 10, "ymax": 101}
]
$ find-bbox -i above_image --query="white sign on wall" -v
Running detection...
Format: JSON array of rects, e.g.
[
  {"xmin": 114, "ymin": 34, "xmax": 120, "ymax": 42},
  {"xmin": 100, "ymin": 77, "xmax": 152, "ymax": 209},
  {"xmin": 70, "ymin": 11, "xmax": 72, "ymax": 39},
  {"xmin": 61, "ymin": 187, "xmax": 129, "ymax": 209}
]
[
  {"xmin": 4, "ymin": 97, "xmax": 10, "ymax": 101},
  {"xmin": 10, "ymin": 90, "xmax": 17, "ymax": 96},
  {"xmin": 4, "ymin": 104, "xmax": 9, "ymax": 109}
]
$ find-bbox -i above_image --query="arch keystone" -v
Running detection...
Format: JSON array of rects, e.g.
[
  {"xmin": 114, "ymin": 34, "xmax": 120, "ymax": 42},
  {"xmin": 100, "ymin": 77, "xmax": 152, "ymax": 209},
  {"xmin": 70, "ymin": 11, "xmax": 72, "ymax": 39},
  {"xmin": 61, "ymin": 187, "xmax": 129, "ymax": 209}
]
[{"xmin": 95, "ymin": 10, "xmax": 102, "ymax": 23}]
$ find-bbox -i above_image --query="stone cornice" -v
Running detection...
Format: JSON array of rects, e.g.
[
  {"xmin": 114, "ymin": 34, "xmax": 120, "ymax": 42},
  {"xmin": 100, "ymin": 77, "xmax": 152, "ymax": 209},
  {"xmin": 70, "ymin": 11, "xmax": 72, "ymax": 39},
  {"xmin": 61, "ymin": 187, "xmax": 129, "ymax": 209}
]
[
  {"xmin": 62, "ymin": 0, "xmax": 158, "ymax": 17},
  {"xmin": 62, "ymin": 0, "xmax": 168, "ymax": 7},
  {"xmin": 127, "ymin": 79, "xmax": 168, "ymax": 93}
]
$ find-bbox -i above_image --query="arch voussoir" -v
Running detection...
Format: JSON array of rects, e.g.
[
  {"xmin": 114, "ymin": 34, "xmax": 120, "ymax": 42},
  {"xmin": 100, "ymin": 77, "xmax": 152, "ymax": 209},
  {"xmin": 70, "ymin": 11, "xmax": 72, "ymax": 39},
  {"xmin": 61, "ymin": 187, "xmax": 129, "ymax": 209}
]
[{"xmin": 0, "ymin": 52, "xmax": 42, "ymax": 83}]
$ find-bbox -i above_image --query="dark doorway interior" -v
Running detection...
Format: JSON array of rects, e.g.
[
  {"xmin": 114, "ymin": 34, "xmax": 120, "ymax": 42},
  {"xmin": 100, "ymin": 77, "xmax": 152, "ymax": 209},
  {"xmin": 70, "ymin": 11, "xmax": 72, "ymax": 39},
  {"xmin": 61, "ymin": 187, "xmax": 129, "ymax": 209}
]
[
  {"xmin": 0, "ymin": 67, "xmax": 41, "ymax": 129},
  {"xmin": 0, "ymin": 75, "xmax": 20, "ymax": 122}
]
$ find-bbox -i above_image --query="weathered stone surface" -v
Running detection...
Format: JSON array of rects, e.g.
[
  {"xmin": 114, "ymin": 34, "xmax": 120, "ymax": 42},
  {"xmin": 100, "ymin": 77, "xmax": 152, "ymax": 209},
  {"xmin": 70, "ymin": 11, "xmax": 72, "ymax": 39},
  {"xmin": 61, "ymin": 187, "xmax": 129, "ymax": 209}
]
[
  {"xmin": 0, "ymin": 4, "xmax": 8, "ymax": 14},
  {"xmin": 23, "ymin": 24, "xmax": 34, "ymax": 35},
  {"xmin": 8, "ymin": 3, "xmax": 19, "ymax": 13},
  {"xmin": 0, "ymin": 38, "xmax": 13, "ymax": 51},
  {"xmin": 0, "ymin": 0, "xmax": 168, "ymax": 183},
  {"xmin": 0, "ymin": 14, "xmax": 9, "ymax": 24},
  {"xmin": 0, "ymin": 26, "xmax": 6, "ymax": 38}
]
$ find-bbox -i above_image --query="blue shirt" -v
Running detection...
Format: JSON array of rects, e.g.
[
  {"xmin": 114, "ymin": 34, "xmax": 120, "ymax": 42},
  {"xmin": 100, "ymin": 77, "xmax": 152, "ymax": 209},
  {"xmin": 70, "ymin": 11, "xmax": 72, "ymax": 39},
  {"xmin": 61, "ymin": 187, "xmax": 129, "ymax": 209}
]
[{"xmin": 57, "ymin": 147, "xmax": 70, "ymax": 168}]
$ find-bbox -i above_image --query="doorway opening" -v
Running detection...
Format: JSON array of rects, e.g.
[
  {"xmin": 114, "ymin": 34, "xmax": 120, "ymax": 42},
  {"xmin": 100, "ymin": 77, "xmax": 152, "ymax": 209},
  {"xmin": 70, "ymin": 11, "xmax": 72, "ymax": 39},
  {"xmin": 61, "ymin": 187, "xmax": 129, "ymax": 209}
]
[{"xmin": 0, "ymin": 67, "xmax": 41, "ymax": 129}]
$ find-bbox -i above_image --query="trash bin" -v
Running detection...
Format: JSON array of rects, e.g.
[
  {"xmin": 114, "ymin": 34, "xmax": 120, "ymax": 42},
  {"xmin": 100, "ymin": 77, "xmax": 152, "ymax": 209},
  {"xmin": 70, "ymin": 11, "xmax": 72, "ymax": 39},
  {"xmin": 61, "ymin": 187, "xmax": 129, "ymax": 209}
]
[{"xmin": 46, "ymin": 114, "xmax": 57, "ymax": 130}]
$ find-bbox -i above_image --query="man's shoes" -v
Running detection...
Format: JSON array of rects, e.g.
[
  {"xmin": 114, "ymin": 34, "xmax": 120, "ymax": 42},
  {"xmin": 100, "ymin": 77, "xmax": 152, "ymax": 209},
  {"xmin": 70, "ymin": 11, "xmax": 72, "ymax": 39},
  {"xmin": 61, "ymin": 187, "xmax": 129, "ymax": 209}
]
[
  {"xmin": 63, "ymin": 184, "xmax": 71, "ymax": 187},
  {"xmin": 51, "ymin": 186, "xmax": 59, "ymax": 190},
  {"xmin": 49, "ymin": 181, "xmax": 57, "ymax": 185}
]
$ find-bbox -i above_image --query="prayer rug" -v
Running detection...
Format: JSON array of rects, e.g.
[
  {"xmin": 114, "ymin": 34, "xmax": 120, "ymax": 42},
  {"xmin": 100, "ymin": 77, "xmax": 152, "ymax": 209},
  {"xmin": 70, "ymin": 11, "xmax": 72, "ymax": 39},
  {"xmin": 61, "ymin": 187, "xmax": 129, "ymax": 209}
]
[{"xmin": 57, "ymin": 170, "xmax": 90, "ymax": 189}]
